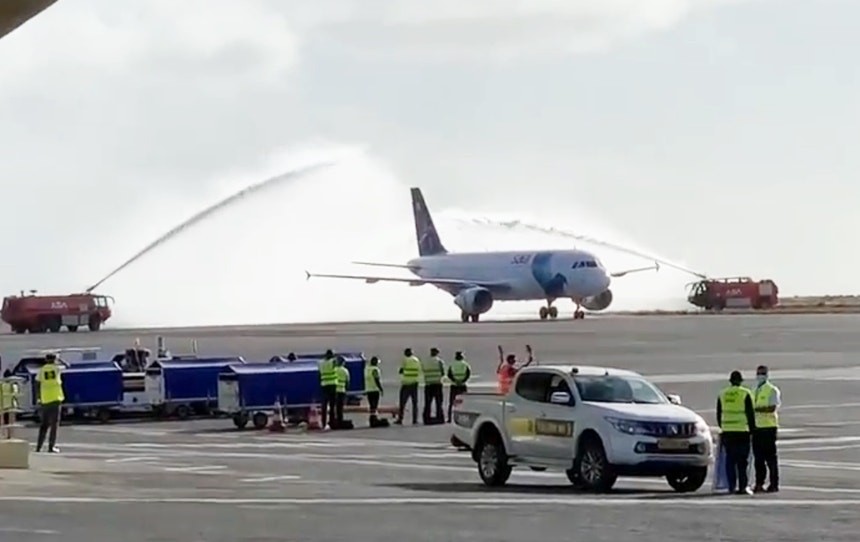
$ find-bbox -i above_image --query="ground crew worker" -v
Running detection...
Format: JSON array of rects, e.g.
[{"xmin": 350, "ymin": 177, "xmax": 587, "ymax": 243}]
[
  {"xmin": 334, "ymin": 356, "xmax": 350, "ymax": 428},
  {"xmin": 395, "ymin": 348, "xmax": 420, "ymax": 425},
  {"xmin": 1, "ymin": 377, "xmax": 18, "ymax": 427},
  {"xmin": 752, "ymin": 364, "xmax": 781, "ymax": 493},
  {"xmin": 365, "ymin": 356, "xmax": 383, "ymax": 426},
  {"xmin": 716, "ymin": 370, "xmax": 756, "ymax": 495},
  {"xmin": 496, "ymin": 344, "xmax": 534, "ymax": 394},
  {"xmin": 318, "ymin": 350, "xmax": 338, "ymax": 430},
  {"xmin": 422, "ymin": 347, "xmax": 445, "ymax": 424},
  {"xmin": 447, "ymin": 351, "xmax": 471, "ymax": 423},
  {"xmin": 35, "ymin": 353, "xmax": 64, "ymax": 453}
]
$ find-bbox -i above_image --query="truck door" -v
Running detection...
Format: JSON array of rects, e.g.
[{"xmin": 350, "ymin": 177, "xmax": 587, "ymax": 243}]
[
  {"xmin": 536, "ymin": 374, "xmax": 577, "ymax": 461},
  {"xmin": 507, "ymin": 371, "xmax": 554, "ymax": 459}
]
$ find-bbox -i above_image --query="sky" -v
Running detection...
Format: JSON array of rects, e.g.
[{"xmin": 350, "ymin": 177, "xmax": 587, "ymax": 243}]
[{"xmin": 0, "ymin": 0, "xmax": 856, "ymax": 327}]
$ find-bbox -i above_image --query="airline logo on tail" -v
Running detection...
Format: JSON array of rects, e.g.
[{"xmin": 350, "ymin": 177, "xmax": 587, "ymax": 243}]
[{"xmin": 411, "ymin": 188, "xmax": 447, "ymax": 257}]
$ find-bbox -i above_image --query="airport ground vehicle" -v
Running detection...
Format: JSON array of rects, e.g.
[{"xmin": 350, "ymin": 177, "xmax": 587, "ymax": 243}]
[
  {"xmin": 686, "ymin": 277, "xmax": 778, "ymax": 311},
  {"xmin": 7, "ymin": 339, "xmax": 370, "ymax": 427},
  {"xmin": 1, "ymin": 290, "xmax": 113, "ymax": 333},
  {"xmin": 450, "ymin": 365, "xmax": 713, "ymax": 492},
  {"xmin": 218, "ymin": 352, "xmax": 367, "ymax": 429}
]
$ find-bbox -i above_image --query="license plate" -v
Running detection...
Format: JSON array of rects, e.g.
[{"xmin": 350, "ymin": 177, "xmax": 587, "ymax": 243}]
[{"xmin": 657, "ymin": 439, "xmax": 689, "ymax": 450}]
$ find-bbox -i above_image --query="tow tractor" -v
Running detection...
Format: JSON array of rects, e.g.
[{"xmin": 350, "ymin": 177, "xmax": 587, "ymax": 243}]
[{"xmin": 686, "ymin": 277, "xmax": 779, "ymax": 311}]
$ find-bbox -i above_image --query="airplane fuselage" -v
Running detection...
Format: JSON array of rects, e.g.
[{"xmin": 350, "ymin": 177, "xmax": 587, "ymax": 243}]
[{"xmin": 407, "ymin": 249, "xmax": 611, "ymax": 302}]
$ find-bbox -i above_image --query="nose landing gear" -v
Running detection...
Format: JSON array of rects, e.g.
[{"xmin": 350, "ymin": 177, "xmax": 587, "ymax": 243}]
[{"xmin": 573, "ymin": 301, "xmax": 585, "ymax": 320}]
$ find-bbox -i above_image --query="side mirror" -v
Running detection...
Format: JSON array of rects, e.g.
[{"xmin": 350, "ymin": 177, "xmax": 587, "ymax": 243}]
[
  {"xmin": 549, "ymin": 391, "xmax": 572, "ymax": 405},
  {"xmin": 667, "ymin": 394, "xmax": 682, "ymax": 405}
]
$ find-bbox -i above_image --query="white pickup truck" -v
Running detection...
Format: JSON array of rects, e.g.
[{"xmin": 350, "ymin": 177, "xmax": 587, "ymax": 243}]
[{"xmin": 450, "ymin": 364, "xmax": 713, "ymax": 492}]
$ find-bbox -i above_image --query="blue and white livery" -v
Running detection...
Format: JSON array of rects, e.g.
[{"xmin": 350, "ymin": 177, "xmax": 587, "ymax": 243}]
[{"xmin": 307, "ymin": 188, "xmax": 659, "ymax": 322}]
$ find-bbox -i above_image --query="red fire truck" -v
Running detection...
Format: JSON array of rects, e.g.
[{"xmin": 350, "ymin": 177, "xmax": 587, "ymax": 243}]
[
  {"xmin": 686, "ymin": 277, "xmax": 779, "ymax": 311},
  {"xmin": 1, "ymin": 290, "xmax": 113, "ymax": 333}
]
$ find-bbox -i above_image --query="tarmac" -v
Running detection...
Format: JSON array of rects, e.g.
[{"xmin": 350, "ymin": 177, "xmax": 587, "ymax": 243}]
[{"xmin": 2, "ymin": 314, "xmax": 860, "ymax": 541}]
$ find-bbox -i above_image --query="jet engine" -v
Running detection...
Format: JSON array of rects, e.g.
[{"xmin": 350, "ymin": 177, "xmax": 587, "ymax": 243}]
[
  {"xmin": 454, "ymin": 287, "xmax": 494, "ymax": 315},
  {"xmin": 582, "ymin": 289, "xmax": 613, "ymax": 311}
]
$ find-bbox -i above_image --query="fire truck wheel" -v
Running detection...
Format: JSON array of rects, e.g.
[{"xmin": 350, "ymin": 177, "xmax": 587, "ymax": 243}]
[
  {"xmin": 88, "ymin": 315, "xmax": 102, "ymax": 331},
  {"xmin": 67, "ymin": 325, "xmax": 78, "ymax": 332}
]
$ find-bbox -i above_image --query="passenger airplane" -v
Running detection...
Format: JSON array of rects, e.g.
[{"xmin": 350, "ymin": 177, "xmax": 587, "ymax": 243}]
[{"xmin": 306, "ymin": 188, "xmax": 659, "ymax": 322}]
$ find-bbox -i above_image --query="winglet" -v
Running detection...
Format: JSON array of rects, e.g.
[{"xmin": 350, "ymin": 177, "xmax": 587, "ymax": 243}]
[
  {"xmin": 655, "ymin": 261, "xmax": 661, "ymax": 272},
  {"xmin": 305, "ymin": 270, "xmax": 311, "ymax": 281}
]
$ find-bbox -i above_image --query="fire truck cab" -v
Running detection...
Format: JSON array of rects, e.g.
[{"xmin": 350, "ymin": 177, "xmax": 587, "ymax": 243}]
[{"xmin": 687, "ymin": 277, "xmax": 779, "ymax": 311}]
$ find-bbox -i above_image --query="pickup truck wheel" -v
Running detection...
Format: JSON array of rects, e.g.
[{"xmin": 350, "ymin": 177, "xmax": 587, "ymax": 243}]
[
  {"xmin": 575, "ymin": 437, "xmax": 617, "ymax": 492},
  {"xmin": 666, "ymin": 467, "xmax": 707, "ymax": 493},
  {"xmin": 476, "ymin": 438, "xmax": 512, "ymax": 487},
  {"xmin": 565, "ymin": 468, "xmax": 585, "ymax": 488}
]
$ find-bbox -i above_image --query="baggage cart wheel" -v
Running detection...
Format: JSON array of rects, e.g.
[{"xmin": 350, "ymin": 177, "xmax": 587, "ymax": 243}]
[
  {"xmin": 233, "ymin": 413, "xmax": 249, "ymax": 429},
  {"xmin": 252, "ymin": 412, "xmax": 269, "ymax": 430}
]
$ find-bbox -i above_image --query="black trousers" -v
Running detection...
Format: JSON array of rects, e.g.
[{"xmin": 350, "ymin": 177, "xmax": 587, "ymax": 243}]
[
  {"xmin": 366, "ymin": 391, "xmax": 380, "ymax": 416},
  {"xmin": 423, "ymin": 383, "xmax": 444, "ymax": 422},
  {"xmin": 335, "ymin": 392, "xmax": 346, "ymax": 426},
  {"xmin": 753, "ymin": 427, "xmax": 779, "ymax": 488},
  {"xmin": 398, "ymin": 383, "xmax": 418, "ymax": 424},
  {"xmin": 320, "ymin": 385, "xmax": 337, "ymax": 427},
  {"xmin": 448, "ymin": 384, "xmax": 467, "ymax": 422},
  {"xmin": 36, "ymin": 401, "xmax": 61, "ymax": 452},
  {"xmin": 722, "ymin": 431, "xmax": 751, "ymax": 491}
]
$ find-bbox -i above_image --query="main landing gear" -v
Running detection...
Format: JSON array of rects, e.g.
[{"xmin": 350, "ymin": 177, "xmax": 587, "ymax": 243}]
[
  {"xmin": 538, "ymin": 306, "xmax": 559, "ymax": 320},
  {"xmin": 538, "ymin": 301, "xmax": 585, "ymax": 320},
  {"xmin": 460, "ymin": 311, "xmax": 481, "ymax": 323}
]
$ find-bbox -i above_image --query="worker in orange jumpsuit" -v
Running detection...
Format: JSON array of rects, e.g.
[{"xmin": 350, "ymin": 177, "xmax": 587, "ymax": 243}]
[{"xmin": 496, "ymin": 344, "xmax": 534, "ymax": 394}]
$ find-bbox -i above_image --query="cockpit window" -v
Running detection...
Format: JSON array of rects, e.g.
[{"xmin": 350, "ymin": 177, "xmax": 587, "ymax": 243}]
[{"xmin": 572, "ymin": 260, "xmax": 599, "ymax": 269}]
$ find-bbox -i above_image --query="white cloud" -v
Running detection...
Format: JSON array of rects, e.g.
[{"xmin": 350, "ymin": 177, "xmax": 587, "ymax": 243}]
[
  {"xmin": 304, "ymin": 0, "xmax": 730, "ymax": 61},
  {"xmin": 0, "ymin": 0, "xmax": 299, "ymax": 84}
]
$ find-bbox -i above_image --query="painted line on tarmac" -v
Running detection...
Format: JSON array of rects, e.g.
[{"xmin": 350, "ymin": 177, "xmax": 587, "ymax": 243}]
[
  {"xmin": 782, "ymin": 459, "xmax": 860, "ymax": 472},
  {"xmin": 240, "ymin": 475, "xmax": 302, "ymax": 483},
  {"xmin": 0, "ymin": 495, "xmax": 858, "ymax": 506},
  {"xmin": 162, "ymin": 465, "xmax": 229, "ymax": 473}
]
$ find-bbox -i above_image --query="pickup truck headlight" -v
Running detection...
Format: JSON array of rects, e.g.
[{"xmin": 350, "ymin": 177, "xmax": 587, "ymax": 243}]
[
  {"xmin": 605, "ymin": 417, "xmax": 649, "ymax": 435},
  {"xmin": 695, "ymin": 420, "xmax": 710, "ymax": 435}
]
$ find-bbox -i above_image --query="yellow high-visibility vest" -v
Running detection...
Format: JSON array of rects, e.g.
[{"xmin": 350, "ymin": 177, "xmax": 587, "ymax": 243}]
[{"xmin": 719, "ymin": 385, "xmax": 752, "ymax": 432}]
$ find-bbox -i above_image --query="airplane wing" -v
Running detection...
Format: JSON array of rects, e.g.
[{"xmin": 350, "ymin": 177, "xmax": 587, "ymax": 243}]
[
  {"xmin": 610, "ymin": 262, "xmax": 660, "ymax": 278},
  {"xmin": 305, "ymin": 271, "xmax": 512, "ymax": 293}
]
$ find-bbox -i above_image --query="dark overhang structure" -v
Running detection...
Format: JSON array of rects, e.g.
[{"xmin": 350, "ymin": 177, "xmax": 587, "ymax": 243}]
[{"xmin": 0, "ymin": 0, "xmax": 59, "ymax": 41}]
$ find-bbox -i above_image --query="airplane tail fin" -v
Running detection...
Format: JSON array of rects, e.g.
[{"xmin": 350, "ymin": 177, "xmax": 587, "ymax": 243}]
[{"xmin": 410, "ymin": 187, "xmax": 447, "ymax": 256}]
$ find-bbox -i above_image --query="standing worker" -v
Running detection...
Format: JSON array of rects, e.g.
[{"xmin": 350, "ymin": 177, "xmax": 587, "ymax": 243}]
[
  {"xmin": 752, "ymin": 364, "xmax": 781, "ymax": 493},
  {"xmin": 318, "ymin": 350, "xmax": 338, "ymax": 431},
  {"xmin": 716, "ymin": 370, "xmax": 756, "ymax": 495},
  {"xmin": 334, "ymin": 356, "xmax": 350, "ymax": 429},
  {"xmin": 496, "ymin": 344, "xmax": 534, "ymax": 395},
  {"xmin": 447, "ymin": 351, "xmax": 472, "ymax": 423},
  {"xmin": 35, "ymin": 352, "xmax": 64, "ymax": 453},
  {"xmin": 365, "ymin": 356, "xmax": 384, "ymax": 427},
  {"xmin": 395, "ymin": 348, "xmax": 420, "ymax": 425},
  {"xmin": 422, "ymin": 347, "xmax": 445, "ymax": 424}
]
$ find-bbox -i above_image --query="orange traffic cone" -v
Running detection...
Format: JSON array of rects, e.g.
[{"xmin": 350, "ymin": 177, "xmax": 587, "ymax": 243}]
[
  {"xmin": 307, "ymin": 403, "xmax": 322, "ymax": 430},
  {"xmin": 268, "ymin": 401, "xmax": 286, "ymax": 432}
]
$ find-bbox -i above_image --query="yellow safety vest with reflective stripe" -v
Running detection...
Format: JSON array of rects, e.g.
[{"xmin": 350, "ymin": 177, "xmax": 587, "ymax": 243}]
[
  {"xmin": 754, "ymin": 381, "xmax": 779, "ymax": 428},
  {"xmin": 719, "ymin": 385, "xmax": 752, "ymax": 432},
  {"xmin": 335, "ymin": 366, "xmax": 350, "ymax": 394},
  {"xmin": 319, "ymin": 357, "xmax": 337, "ymax": 387},
  {"xmin": 400, "ymin": 356, "xmax": 421, "ymax": 385},
  {"xmin": 37, "ymin": 363, "xmax": 64, "ymax": 404},
  {"xmin": 449, "ymin": 359, "xmax": 470, "ymax": 385},
  {"xmin": 365, "ymin": 365, "xmax": 381, "ymax": 392},
  {"xmin": 422, "ymin": 356, "xmax": 444, "ymax": 385},
  {"xmin": 0, "ymin": 380, "xmax": 19, "ymax": 412}
]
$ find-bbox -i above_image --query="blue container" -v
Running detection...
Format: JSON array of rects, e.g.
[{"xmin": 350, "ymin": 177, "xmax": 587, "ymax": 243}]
[
  {"xmin": 146, "ymin": 357, "xmax": 244, "ymax": 404},
  {"xmin": 61, "ymin": 363, "xmax": 124, "ymax": 407}
]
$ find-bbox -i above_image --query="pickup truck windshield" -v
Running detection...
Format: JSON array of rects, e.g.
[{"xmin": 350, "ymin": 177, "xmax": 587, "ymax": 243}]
[{"xmin": 574, "ymin": 375, "xmax": 667, "ymax": 404}]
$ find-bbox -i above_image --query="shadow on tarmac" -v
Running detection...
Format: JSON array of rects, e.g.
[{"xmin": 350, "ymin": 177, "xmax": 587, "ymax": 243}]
[{"xmin": 381, "ymin": 482, "xmax": 668, "ymax": 496}]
